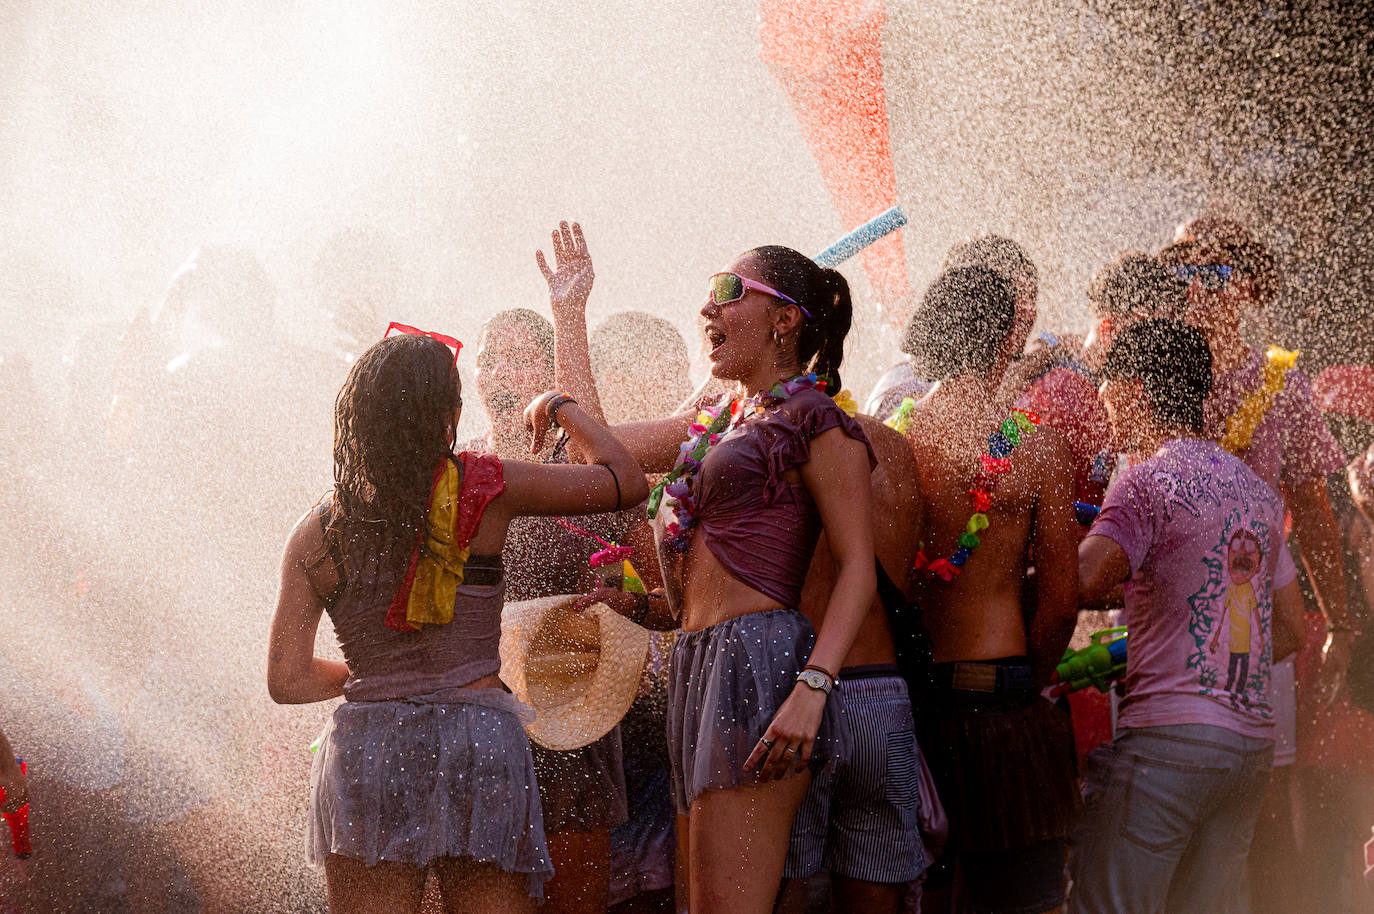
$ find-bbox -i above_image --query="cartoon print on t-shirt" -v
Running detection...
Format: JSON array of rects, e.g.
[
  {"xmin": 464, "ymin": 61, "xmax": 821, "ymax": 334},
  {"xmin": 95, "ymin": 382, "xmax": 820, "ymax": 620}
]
[
  {"xmin": 1186, "ymin": 512, "xmax": 1274, "ymax": 717},
  {"xmin": 1209, "ymin": 529, "xmax": 1264, "ymax": 699}
]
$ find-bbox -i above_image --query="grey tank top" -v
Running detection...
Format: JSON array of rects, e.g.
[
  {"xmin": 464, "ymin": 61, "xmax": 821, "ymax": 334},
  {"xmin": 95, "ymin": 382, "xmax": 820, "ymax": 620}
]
[{"xmin": 326, "ymin": 543, "xmax": 505, "ymax": 702}]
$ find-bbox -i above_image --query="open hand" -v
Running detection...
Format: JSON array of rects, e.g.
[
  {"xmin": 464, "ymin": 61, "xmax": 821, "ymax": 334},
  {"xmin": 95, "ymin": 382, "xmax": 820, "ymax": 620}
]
[
  {"xmin": 536, "ymin": 221, "xmax": 594, "ymax": 319},
  {"xmin": 743, "ymin": 683, "xmax": 827, "ymax": 781}
]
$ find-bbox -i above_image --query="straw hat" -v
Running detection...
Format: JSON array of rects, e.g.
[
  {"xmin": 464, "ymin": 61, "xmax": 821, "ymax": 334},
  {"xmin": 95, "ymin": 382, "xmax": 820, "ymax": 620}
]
[{"xmin": 499, "ymin": 594, "xmax": 650, "ymax": 751}]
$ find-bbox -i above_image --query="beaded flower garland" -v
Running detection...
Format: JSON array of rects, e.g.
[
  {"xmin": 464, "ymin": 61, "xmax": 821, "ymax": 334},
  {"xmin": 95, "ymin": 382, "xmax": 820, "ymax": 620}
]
[
  {"xmin": 1219, "ymin": 346, "xmax": 1298, "ymax": 455},
  {"xmin": 646, "ymin": 373, "xmax": 829, "ymax": 552},
  {"xmin": 913, "ymin": 408, "xmax": 1042, "ymax": 582}
]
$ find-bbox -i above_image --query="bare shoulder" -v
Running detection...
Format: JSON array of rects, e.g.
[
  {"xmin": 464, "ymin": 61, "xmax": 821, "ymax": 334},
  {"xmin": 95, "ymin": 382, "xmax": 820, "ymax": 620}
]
[
  {"xmin": 853, "ymin": 414, "xmax": 915, "ymax": 471},
  {"xmin": 1020, "ymin": 422, "xmax": 1075, "ymax": 478},
  {"xmin": 854, "ymin": 416, "xmax": 918, "ymax": 492},
  {"xmin": 285, "ymin": 506, "xmax": 328, "ymax": 565}
]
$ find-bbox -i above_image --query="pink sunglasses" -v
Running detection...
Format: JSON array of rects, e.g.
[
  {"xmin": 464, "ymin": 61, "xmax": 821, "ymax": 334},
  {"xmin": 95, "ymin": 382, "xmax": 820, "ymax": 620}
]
[
  {"xmin": 385, "ymin": 321, "xmax": 463, "ymax": 365},
  {"xmin": 708, "ymin": 272, "xmax": 812, "ymax": 318}
]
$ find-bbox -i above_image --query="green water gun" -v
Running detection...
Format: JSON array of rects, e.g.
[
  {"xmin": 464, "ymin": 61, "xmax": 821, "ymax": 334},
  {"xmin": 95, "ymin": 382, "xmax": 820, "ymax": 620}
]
[{"xmin": 1050, "ymin": 626, "xmax": 1127, "ymax": 696}]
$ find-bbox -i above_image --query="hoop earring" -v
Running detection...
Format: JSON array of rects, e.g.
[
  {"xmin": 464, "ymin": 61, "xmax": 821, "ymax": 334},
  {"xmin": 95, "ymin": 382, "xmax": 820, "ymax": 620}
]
[{"xmin": 771, "ymin": 329, "xmax": 782, "ymax": 347}]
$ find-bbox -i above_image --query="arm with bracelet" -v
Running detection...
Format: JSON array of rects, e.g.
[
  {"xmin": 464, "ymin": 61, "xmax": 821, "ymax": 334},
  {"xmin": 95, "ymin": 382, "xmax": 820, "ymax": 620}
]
[
  {"xmin": 504, "ymin": 391, "xmax": 649, "ymax": 518},
  {"xmin": 539, "ymin": 220, "xmax": 606, "ymax": 457}
]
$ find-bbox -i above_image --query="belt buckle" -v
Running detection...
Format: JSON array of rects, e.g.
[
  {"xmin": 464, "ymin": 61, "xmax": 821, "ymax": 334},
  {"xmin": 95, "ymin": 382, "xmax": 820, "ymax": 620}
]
[{"xmin": 951, "ymin": 662, "xmax": 998, "ymax": 693}]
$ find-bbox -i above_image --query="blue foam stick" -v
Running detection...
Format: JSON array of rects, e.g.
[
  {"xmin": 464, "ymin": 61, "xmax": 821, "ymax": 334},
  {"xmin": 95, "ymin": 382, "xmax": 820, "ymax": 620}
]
[{"xmin": 813, "ymin": 205, "xmax": 908, "ymax": 268}]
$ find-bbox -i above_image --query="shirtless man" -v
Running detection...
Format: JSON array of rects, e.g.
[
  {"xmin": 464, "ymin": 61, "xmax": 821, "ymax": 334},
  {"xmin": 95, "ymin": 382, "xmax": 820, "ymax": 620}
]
[
  {"xmin": 899, "ymin": 266, "xmax": 1080, "ymax": 914},
  {"xmin": 779, "ymin": 414, "xmax": 929, "ymax": 913}
]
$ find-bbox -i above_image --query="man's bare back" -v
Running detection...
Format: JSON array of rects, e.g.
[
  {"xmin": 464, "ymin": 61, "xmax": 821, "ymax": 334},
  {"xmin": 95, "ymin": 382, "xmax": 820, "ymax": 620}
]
[
  {"xmin": 904, "ymin": 384, "xmax": 1079, "ymax": 682},
  {"xmin": 798, "ymin": 414, "xmax": 921, "ymax": 667}
]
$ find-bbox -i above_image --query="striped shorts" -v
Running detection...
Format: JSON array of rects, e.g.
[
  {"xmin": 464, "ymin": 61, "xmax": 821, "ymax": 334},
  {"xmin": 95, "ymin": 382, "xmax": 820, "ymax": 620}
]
[{"xmin": 784, "ymin": 672, "xmax": 927, "ymax": 883}]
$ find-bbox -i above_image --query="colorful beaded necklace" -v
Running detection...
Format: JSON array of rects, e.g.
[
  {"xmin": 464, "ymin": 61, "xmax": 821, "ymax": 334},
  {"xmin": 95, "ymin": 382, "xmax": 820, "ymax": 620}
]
[
  {"xmin": 646, "ymin": 372, "xmax": 829, "ymax": 553},
  {"xmin": 912, "ymin": 408, "xmax": 1041, "ymax": 582}
]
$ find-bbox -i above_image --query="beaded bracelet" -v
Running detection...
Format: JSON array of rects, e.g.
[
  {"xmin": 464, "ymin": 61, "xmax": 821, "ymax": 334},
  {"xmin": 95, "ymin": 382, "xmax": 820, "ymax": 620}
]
[{"xmin": 546, "ymin": 393, "xmax": 577, "ymax": 424}]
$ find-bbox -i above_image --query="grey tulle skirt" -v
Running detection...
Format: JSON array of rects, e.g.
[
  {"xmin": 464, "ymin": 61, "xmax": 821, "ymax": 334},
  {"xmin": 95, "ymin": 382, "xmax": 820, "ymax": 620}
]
[
  {"xmin": 307, "ymin": 688, "xmax": 553, "ymax": 899},
  {"xmin": 667, "ymin": 609, "xmax": 848, "ymax": 813}
]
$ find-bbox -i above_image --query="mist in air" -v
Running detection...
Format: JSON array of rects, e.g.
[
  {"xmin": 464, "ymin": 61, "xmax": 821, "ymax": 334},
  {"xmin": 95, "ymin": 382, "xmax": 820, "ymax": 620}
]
[{"xmin": 1, "ymin": 0, "xmax": 1371, "ymax": 911}]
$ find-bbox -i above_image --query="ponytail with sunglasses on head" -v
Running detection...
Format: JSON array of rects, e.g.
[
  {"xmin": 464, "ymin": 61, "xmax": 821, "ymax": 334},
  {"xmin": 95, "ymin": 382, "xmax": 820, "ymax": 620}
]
[{"xmin": 747, "ymin": 245, "xmax": 853, "ymax": 394}]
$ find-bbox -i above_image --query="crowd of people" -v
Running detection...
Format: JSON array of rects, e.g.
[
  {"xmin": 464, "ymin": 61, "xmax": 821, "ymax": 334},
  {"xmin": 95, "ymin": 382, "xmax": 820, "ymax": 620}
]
[{"xmin": 3, "ymin": 213, "xmax": 1373, "ymax": 914}]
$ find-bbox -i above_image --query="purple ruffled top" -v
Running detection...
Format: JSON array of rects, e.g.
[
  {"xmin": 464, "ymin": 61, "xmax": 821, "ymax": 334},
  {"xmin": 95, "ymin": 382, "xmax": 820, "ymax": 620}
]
[{"xmin": 690, "ymin": 387, "xmax": 875, "ymax": 607}]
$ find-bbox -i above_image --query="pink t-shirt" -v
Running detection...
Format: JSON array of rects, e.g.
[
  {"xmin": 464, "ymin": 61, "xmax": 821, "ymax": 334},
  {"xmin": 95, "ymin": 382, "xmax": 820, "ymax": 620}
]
[
  {"xmin": 1089, "ymin": 438, "xmax": 1297, "ymax": 738},
  {"xmin": 1203, "ymin": 349, "xmax": 1345, "ymax": 494}
]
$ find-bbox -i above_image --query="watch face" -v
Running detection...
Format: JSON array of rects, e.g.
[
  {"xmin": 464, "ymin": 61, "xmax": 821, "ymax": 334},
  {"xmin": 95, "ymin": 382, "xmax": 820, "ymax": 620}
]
[{"xmin": 799, "ymin": 670, "xmax": 830, "ymax": 692}]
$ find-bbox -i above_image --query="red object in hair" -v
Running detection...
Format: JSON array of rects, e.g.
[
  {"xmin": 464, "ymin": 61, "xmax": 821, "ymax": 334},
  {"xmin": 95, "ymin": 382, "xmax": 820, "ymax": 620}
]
[
  {"xmin": 384, "ymin": 321, "xmax": 462, "ymax": 364},
  {"xmin": 912, "ymin": 549, "xmax": 929, "ymax": 570}
]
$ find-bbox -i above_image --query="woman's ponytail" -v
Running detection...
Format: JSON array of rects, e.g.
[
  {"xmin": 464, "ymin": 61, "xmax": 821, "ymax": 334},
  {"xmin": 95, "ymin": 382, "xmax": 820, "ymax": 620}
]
[
  {"xmin": 746, "ymin": 247, "xmax": 853, "ymax": 397},
  {"xmin": 808, "ymin": 268, "xmax": 852, "ymax": 392}
]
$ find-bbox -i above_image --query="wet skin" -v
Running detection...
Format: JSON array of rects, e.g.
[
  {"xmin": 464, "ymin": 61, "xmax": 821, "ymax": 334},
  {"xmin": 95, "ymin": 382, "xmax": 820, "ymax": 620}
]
[{"xmin": 902, "ymin": 379, "xmax": 1079, "ymax": 682}]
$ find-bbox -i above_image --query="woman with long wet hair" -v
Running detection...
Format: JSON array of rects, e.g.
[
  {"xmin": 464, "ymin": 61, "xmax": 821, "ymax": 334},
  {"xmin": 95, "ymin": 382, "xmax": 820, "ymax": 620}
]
[
  {"xmin": 266, "ymin": 324, "xmax": 647, "ymax": 914},
  {"xmin": 546, "ymin": 225, "xmax": 876, "ymax": 913}
]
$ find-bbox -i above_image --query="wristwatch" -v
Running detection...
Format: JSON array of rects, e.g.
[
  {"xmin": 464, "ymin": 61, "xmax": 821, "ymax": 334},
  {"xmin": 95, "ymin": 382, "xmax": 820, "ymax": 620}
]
[{"xmin": 796, "ymin": 669, "xmax": 834, "ymax": 695}]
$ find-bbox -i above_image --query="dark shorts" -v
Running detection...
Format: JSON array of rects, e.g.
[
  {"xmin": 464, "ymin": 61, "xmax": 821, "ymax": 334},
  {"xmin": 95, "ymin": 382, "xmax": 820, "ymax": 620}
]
[
  {"xmin": 667, "ymin": 609, "xmax": 847, "ymax": 814},
  {"xmin": 531, "ymin": 725, "xmax": 629, "ymax": 834},
  {"xmin": 917, "ymin": 657, "xmax": 1079, "ymax": 914},
  {"xmin": 784, "ymin": 671, "xmax": 927, "ymax": 884}
]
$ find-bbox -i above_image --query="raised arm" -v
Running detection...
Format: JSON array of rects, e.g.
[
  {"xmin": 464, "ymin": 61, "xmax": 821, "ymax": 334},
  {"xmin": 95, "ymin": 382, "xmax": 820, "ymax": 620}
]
[
  {"xmin": 540, "ymin": 220, "xmax": 606, "ymax": 424},
  {"xmin": 267, "ymin": 515, "xmax": 350, "ymax": 705},
  {"xmin": 495, "ymin": 392, "xmax": 650, "ymax": 519},
  {"xmin": 538, "ymin": 220, "xmax": 700, "ymax": 473}
]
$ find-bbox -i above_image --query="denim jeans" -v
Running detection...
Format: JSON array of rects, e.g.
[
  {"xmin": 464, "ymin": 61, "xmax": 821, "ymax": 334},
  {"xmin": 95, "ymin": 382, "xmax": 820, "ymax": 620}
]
[{"xmin": 1068, "ymin": 723, "xmax": 1274, "ymax": 914}]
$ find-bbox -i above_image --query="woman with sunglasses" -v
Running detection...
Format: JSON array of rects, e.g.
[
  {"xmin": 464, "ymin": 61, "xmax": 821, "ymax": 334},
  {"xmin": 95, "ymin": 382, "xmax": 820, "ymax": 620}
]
[
  {"xmin": 544, "ymin": 225, "xmax": 876, "ymax": 913},
  {"xmin": 266, "ymin": 326, "xmax": 648, "ymax": 914}
]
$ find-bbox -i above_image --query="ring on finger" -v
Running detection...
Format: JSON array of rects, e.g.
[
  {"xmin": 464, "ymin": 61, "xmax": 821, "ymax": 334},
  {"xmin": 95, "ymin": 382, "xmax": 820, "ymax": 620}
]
[
  {"xmin": 783, "ymin": 746, "xmax": 796, "ymax": 756},
  {"xmin": 759, "ymin": 737, "xmax": 775, "ymax": 751}
]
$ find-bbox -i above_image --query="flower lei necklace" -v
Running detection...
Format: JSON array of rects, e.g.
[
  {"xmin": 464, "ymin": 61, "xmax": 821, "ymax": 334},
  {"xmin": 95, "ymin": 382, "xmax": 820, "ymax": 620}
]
[
  {"xmin": 913, "ymin": 408, "xmax": 1041, "ymax": 582},
  {"xmin": 1219, "ymin": 346, "xmax": 1298, "ymax": 455},
  {"xmin": 646, "ymin": 372, "xmax": 829, "ymax": 552}
]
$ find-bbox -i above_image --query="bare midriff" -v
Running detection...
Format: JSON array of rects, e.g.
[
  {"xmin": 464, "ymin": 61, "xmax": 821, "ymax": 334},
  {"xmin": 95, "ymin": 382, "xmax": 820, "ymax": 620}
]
[{"xmin": 656, "ymin": 516, "xmax": 786, "ymax": 632}]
